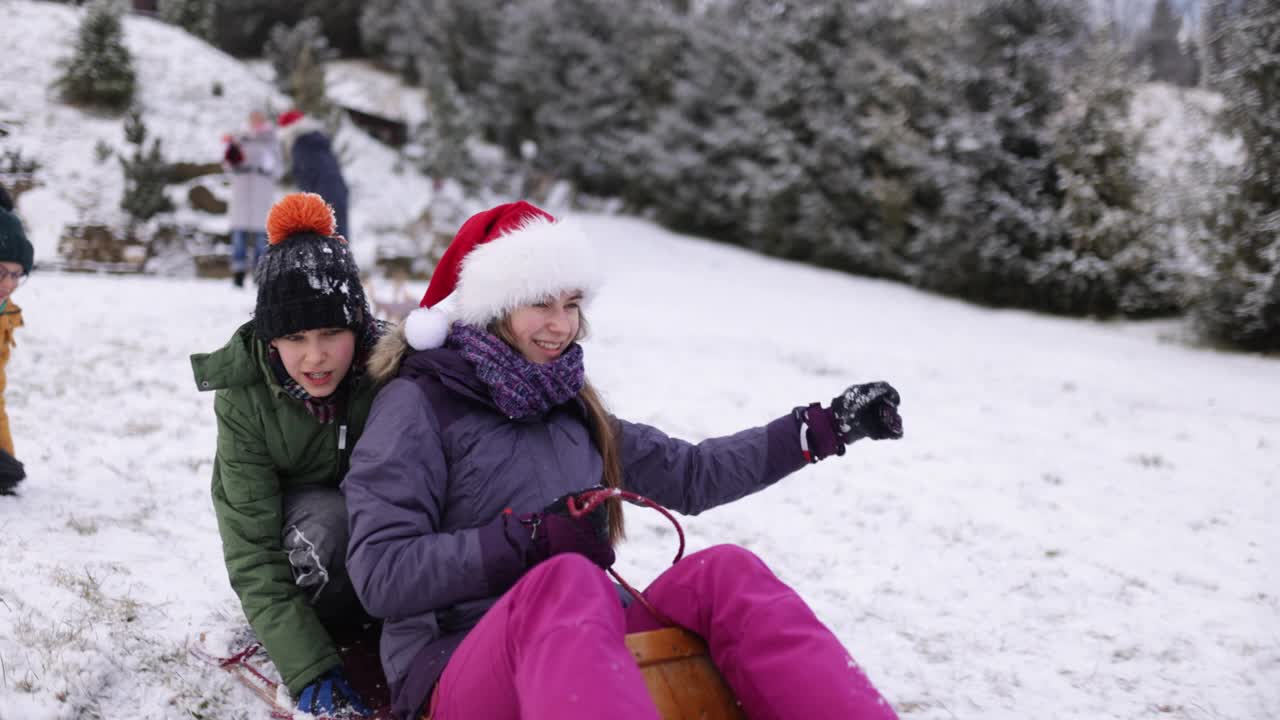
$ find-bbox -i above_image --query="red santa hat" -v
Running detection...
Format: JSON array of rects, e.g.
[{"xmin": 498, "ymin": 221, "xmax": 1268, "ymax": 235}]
[
  {"xmin": 403, "ymin": 201, "xmax": 600, "ymax": 350},
  {"xmin": 277, "ymin": 109, "xmax": 305, "ymax": 127}
]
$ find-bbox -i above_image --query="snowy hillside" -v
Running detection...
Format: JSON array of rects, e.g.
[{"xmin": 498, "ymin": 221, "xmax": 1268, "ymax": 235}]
[
  {"xmin": 0, "ymin": 1, "xmax": 435, "ymax": 269},
  {"xmin": 0, "ymin": 212, "xmax": 1276, "ymax": 720}
]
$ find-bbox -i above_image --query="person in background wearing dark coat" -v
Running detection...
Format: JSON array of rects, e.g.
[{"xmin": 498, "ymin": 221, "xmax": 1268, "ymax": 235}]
[
  {"xmin": 0, "ymin": 185, "xmax": 33, "ymax": 495},
  {"xmin": 344, "ymin": 201, "xmax": 905, "ymax": 720},
  {"xmin": 277, "ymin": 109, "xmax": 350, "ymax": 243}
]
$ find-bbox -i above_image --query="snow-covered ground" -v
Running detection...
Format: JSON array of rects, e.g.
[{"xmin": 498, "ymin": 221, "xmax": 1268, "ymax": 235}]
[{"xmin": 0, "ymin": 213, "xmax": 1276, "ymax": 720}]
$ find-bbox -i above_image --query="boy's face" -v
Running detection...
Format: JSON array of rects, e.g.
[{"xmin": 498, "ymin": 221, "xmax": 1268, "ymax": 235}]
[
  {"xmin": 269, "ymin": 327, "xmax": 357, "ymax": 398},
  {"xmin": 0, "ymin": 262, "xmax": 24, "ymax": 303}
]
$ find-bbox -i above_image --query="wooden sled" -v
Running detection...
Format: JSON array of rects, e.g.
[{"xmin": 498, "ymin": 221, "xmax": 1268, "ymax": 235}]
[
  {"xmin": 202, "ymin": 623, "xmax": 738, "ymax": 720},
  {"xmin": 419, "ymin": 628, "xmax": 742, "ymax": 720},
  {"xmin": 625, "ymin": 627, "xmax": 745, "ymax": 720}
]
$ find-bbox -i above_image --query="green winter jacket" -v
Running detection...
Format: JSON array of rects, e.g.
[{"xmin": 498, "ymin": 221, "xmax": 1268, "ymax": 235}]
[{"xmin": 191, "ymin": 321, "xmax": 377, "ymax": 694}]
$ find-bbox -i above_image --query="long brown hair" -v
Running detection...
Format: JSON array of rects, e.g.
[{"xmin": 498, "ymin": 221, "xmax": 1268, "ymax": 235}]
[{"xmin": 494, "ymin": 312, "xmax": 626, "ymax": 545}]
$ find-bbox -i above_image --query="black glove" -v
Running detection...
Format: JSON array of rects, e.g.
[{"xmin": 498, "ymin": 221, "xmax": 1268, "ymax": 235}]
[
  {"xmin": 224, "ymin": 141, "xmax": 244, "ymax": 166},
  {"xmin": 517, "ymin": 487, "xmax": 615, "ymax": 570},
  {"xmin": 0, "ymin": 449, "xmax": 24, "ymax": 495},
  {"xmin": 830, "ymin": 381, "xmax": 903, "ymax": 442}
]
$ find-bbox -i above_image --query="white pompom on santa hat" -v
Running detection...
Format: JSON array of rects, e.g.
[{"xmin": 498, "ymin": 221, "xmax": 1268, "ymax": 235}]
[{"xmin": 403, "ymin": 201, "xmax": 601, "ymax": 350}]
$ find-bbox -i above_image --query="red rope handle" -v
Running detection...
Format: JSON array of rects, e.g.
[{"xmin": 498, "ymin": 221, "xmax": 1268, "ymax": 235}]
[
  {"xmin": 566, "ymin": 487, "xmax": 686, "ymax": 564},
  {"xmin": 565, "ymin": 487, "xmax": 687, "ymax": 623}
]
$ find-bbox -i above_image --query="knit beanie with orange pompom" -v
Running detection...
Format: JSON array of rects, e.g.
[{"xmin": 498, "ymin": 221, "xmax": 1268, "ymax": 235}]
[{"xmin": 253, "ymin": 192, "xmax": 369, "ymax": 341}]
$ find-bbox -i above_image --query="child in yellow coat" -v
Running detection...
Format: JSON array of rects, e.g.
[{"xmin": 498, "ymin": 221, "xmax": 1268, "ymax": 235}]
[{"xmin": 0, "ymin": 186, "xmax": 32, "ymax": 494}]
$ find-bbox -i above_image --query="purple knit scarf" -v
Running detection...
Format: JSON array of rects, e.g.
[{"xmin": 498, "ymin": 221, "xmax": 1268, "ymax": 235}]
[{"xmin": 447, "ymin": 323, "xmax": 584, "ymax": 419}]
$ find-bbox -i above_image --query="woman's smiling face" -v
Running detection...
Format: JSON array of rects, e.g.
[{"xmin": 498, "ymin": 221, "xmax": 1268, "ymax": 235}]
[{"xmin": 505, "ymin": 290, "xmax": 583, "ymax": 364}]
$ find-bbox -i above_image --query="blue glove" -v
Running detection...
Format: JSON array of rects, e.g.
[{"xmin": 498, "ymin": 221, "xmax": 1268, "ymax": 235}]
[{"xmin": 296, "ymin": 667, "xmax": 373, "ymax": 717}]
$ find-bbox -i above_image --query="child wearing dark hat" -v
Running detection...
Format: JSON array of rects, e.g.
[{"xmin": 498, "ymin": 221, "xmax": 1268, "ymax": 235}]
[
  {"xmin": 0, "ymin": 186, "xmax": 33, "ymax": 495},
  {"xmin": 191, "ymin": 192, "xmax": 382, "ymax": 717}
]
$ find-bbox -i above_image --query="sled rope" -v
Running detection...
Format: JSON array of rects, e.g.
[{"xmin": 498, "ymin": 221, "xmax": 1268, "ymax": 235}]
[{"xmin": 566, "ymin": 487, "xmax": 686, "ymax": 623}]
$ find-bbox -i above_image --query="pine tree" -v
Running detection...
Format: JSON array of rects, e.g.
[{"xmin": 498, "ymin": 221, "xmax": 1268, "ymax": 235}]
[
  {"xmin": 1137, "ymin": 0, "xmax": 1194, "ymax": 85},
  {"xmin": 1046, "ymin": 42, "xmax": 1180, "ymax": 317},
  {"xmin": 483, "ymin": 0, "xmax": 684, "ymax": 194},
  {"xmin": 119, "ymin": 108, "xmax": 174, "ymax": 223},
  {"xmin": 1193, "ymin": 0, "xmax": 1280, "ymax": 349},
  {"xmin": 358, "ymin": 0, "xmax": 423, "ymax": 83},
  {"xmin": 264, "ymin": 17, "xmax": 334, "ymax": 115},
  {"xmin": 415, "ymin": 69, "xmax": 480, "ymax": 187},
  {"xmin": 731, "ymin": 0, "xmax": 955, "ymax": 274},
  {"xmin": 55, "ymin": 0, "xmax": 136, "ymax": 112},
  {"xmin": 629, "ymin": 11, "xmax": 770, "ymax": 237},
  {"xmin": 914, "ymin": 0, "xmax": 1100, "ymax": 313},
  {"xmin": 1199, "ymin": 0, "xmax": 1246, "ymax": 89},
  {"xmin": 158, "ymin": 0, "xmax": 214, "ymax": 41}
]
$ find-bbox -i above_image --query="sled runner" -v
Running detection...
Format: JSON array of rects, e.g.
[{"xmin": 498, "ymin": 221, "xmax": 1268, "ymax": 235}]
[
  {"xmin": 193, "ymin": 622, "xmax": 394, "ymax": 719},
  {"xmin": 197, "ymin": 625, "xmax": 742, "ymax": 720}
]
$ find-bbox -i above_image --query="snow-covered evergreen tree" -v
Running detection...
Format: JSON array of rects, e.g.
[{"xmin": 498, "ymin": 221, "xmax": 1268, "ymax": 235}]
[
  {"xmin": 358, "ymin": 0, "xmax": 422, "ymax": 82},
  {"xmin": 746, "ymin": 0, "xmax": 958, "ymax": 273},
  {"xmin": 359, "ymin": 0, "xmax": 507, "ymax": 96},
  {"xmin": 415, "ymin": 69, "xmax": 481, "ymax": 187},
  {"xmin": 1199, "ymin": 0, "xmax": 1247, "ymax": 89},
  {"xmin": 264, "ymin": 18, "xmax": 334, "ymax": 115},
  {"xmin": 621, "ymin": 12, "xmax": 773, "ymax": 238},
  {"xmin": 1046, "ymin": 42, "xmax": 1181, "ymax": 316},
  {"xmin": 1137, "ymin": 0, "xmax": 1197, "ymax": 85},
  {"xmin": 481, "ymin": 0, "xmax": 686, "ymax": 196},
  {"xmin": 914, "ymin": 0, "xmax": 1097, "ymax": 313},
  {"xmin": 55, "ymin": 0, "xmax": 136, "ymax": 112},
  {"xmin": 1193, "ymin": 0, "xmax": 1280, "ymax": 349},
  {"xmin": 119, "ymin": 108, "xmax": 173, "ymax": 223},
  {"xmin": 159, "ymin": 0, "xmax": 214, "ymax": 41}
]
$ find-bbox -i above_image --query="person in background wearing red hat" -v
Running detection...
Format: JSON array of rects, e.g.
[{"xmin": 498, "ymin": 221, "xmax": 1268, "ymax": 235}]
[
  {"xmin": 192, "ymin": 193, "xmax": 383, "ymax": 717},
  {"xmin": 222, "ymin": 110, "xmax": 281, "ymax": 288},
  {"xmin": 343, "ymin": 201, "xmax": 905, "ymax": 720},
  {"xmin": 277, "ymin": 109, "xmax": 350, "ymax": 243}
]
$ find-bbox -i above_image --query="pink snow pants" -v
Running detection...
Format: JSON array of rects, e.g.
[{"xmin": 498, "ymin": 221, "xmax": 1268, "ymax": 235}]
[{"xmin": 429, "ymin": 544, "xmax": 898, "ymax": 720}]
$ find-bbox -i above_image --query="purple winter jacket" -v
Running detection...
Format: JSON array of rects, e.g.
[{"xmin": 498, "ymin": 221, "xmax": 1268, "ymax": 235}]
[{"xmin": 342, "ymin": 347, "xmax": 807, "ymax": 719}]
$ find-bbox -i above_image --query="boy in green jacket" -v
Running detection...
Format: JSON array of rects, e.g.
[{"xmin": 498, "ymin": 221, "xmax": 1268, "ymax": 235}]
[{"xmin": 191, "ymin": 193, "xmax": 381, "ymax": 717}]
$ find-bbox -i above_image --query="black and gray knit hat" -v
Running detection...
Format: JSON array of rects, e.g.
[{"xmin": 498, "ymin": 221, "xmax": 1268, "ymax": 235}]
[
  {"xmin": 253, "ymin": 192, "xmax": 368, "ymax": 341},
  {"xmin": 0, "ymin": 186, "xmax": 34, "ymax": 274}
]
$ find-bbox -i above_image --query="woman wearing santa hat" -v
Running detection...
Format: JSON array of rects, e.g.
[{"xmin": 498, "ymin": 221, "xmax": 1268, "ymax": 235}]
[{"xmin": 343, "ymin": 201, "xmax": 904, "ymax": 720}]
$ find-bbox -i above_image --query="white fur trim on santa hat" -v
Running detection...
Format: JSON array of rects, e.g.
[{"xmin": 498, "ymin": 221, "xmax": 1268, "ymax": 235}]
[
  {"xmin": 404, "ymin": 306, "xmax": 451, "ymax": 350},
  {"xmin": 453, "ymin": 216, "xmax": 600, "ymax": 327}
]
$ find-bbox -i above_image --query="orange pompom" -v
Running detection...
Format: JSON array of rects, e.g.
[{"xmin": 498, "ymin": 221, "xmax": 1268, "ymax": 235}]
[{"xmin": 266, "ymin": 192, "xmax": 336, "ymax": 245}]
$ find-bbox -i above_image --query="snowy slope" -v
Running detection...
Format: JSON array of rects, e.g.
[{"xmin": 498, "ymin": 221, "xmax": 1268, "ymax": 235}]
[
  {"xmin": 0, "ymin": 1, "xmax": 434, "ymax": 270},
  {"xmin": 326, "ymin": 60, "xmax": 428, "ymax": 127},
  {"xmin": 0, "ymin": 212, "xmax": 1276, "ymax": 720}
]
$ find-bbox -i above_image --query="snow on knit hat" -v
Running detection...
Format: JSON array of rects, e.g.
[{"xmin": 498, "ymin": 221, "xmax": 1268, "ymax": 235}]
[
  {"xmin": 403, "ymin": 201, "xmax": 600, "ymax": 350},
  {"xmin": 254, "ymin": 192, "xmax": 367, "ymax": 341},
  {"xmin": 0, "ymin": 186, "xmax": 34, "ymax": 274}
]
